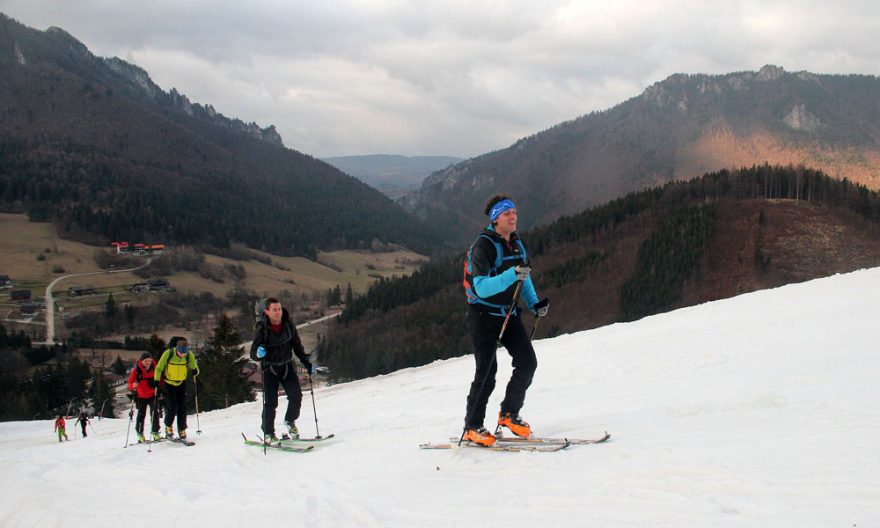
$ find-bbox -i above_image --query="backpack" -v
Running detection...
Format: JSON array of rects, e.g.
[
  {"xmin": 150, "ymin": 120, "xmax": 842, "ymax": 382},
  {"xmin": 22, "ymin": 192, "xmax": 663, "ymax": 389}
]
[
  {"xmin": 254, "ymin": 298, "xmax": 269, "ymax": 324},
  {"xmin": 462, "ymin": 233, "xmax": 527, "ymax": 307},
  {"xmin": 251, "ymin": 297, "xmax": 266, "ymax": 340}
]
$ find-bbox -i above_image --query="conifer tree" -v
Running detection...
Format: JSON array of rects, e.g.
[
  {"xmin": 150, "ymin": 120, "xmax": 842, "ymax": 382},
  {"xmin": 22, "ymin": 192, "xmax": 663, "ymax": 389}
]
[
  {"xmin": 110, "ymin": 355, "xmax": 127, "ymax": 376},
  {"xmin": 345, "ymin": 283, "xmax": 353, "ymax": 308},
  {"xmin": 105, "ymin": 293, "xmax": 117, "ymax": 319},
  {"xmin": 147, "ymin": 334, "xmax": 166, "ymax": 356},
  {"xmin": 195, "ymin": 315, "xmax": 254, "ymax": 411},
  {"xmin": 93, "ymin": 371, "xmax": 115, "ymax": 418}
]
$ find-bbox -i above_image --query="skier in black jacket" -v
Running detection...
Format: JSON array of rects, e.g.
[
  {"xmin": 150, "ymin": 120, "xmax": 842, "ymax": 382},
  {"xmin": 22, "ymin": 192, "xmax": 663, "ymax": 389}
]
[
  {"xmin": 75, "ymin": 411, "xmax": 90, "ymax": 438},
  {"xmin": 462, "ymin": 195, "xmax": 549, "ymax": 446},
  {"xmin": 250, "ymin": 298, "xmax": 314, "ymax": 442}
]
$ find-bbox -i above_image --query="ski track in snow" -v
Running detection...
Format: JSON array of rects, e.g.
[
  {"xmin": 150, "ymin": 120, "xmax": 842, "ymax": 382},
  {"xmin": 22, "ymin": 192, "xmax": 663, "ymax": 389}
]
[{"xmin": 1, "ymin": 268, "xmax": 879, "ymax": 527}]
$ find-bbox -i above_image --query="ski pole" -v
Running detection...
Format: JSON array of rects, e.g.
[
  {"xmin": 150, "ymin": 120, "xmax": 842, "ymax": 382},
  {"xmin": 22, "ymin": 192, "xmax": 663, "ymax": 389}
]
[
  {"xmin": 193, "ymin": 375, "xmax": 202, "ymax": 435},
  {"xmin": 260, "ymin": 360, "xmax": 267, "ymax": 455},
  {"xmin": 148, "ymin": 391, "xmax": 159, "ymax": 453},
  {"xmin": 459, "ymin": 279, "xmax": 524, "ymax": 446},
  {"xmin": 307, "ymin": 372, "xmax": 321, "ymax": 439},
  {"xmin": 123, "ymin": 397, "xmax": 135, "ymax": 448},
  {"xmin": 530, "ymin": 315, "xmax": 541, "ymax": 341}
]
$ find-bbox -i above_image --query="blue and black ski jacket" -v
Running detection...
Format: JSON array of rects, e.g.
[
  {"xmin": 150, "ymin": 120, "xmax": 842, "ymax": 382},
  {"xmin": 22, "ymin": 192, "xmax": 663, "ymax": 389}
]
[{"xmin": 463, "ymin": 227, "xmax": 539, "ymax": 317}]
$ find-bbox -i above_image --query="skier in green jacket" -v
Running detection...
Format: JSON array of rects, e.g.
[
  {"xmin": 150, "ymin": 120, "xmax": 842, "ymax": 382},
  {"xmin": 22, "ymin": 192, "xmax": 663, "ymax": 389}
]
[{"xmin": 154, "ymin": 336, "xmax": 200, "ymax": 440}]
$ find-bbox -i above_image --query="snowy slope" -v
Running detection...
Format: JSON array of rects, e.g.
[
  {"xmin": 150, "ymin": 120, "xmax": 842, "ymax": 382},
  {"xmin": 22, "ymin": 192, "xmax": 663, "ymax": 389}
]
[{"xmin": 2, "ymin": 268, "xmax": 879, "ymax": 527}]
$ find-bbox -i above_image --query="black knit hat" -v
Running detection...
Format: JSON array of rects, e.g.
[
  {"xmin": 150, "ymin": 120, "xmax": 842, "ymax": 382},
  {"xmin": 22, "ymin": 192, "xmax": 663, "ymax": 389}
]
[
  {"xmin": 140, "ymin": 352, "xmax": 152, "ymax": 360},
  {"xmin": 168, "ymin": 336, "xmax": 186, "ymax": 348}
]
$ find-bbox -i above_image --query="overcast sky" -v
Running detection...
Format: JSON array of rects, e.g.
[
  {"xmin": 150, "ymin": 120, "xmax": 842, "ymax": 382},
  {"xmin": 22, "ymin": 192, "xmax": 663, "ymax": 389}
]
[{"xmin": 2, "ymin": 1, "xmax": 879, "ymax": 158}]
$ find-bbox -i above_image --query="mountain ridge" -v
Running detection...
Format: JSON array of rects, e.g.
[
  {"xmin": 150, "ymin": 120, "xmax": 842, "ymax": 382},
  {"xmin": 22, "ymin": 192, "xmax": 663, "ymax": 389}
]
[
  {"xmin": 404, "ymin": 65, "xmax": 880, "ymax": 244},
  {"xmin": 0, "ymin": 14, "xmax": 437, "ymax": 256}
]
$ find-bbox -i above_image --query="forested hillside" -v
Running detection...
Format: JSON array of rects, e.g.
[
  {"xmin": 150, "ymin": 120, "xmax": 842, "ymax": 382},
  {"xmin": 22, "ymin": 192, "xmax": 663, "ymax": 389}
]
[
  {"xmin": 0, "ymin": 14, "xmax": 438, "ymax": 257},
  {"xmin": 320, "ymin": 165, "xmax": 880, "ymax": 381}
]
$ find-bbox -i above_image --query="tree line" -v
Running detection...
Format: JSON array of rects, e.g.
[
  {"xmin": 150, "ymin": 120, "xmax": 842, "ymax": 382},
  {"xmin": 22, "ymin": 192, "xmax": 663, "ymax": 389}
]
[{"xmin": 0, "ymin": 137, "xmax": 437, "ymax": 257}]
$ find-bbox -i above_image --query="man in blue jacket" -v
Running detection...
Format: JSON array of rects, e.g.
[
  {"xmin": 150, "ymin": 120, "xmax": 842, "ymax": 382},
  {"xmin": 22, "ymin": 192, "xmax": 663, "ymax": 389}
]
[{"xmin": 462, "ymin": 195, "xmax": 549, "ymax": 446}]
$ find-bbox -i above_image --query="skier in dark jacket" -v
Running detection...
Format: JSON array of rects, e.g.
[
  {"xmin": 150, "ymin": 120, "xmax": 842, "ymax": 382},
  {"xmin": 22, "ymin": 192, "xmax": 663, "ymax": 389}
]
[
  {"xmin": 75, "ymin": 411, "xmax": 90, "ymax": 438},
  {"xmin": 250, "ymin": 298, "xmax": 314, "ymax": 442},
  {"xmin": 462, "ymin": 195, "xmax": 549, "ymax": 446}
]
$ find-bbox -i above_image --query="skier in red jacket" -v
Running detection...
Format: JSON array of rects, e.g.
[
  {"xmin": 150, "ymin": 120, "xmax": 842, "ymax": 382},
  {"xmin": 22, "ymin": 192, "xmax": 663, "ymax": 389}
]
[
  {"xmin": 127, "ymin": 352, "xmax": 161, "ymax": 442},
  {"xmin": 54, "ymin": 415, "xmax": 69, "ymax": 442}
]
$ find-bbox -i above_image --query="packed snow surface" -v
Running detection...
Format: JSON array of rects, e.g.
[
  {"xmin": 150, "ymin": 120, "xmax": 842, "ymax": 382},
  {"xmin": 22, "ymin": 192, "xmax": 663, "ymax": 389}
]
[{"xmin": 2, "ymin": 268, "xmax": 879, "ymax": 527}]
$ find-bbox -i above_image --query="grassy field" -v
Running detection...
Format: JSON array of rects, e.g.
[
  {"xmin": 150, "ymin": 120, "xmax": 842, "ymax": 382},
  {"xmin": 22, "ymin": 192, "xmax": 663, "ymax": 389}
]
[
  {"xmin": 0, "ymin": 213, "xmax": 107, "ymax": 285},
  {"xmin": 0, "ymin": 212, "xmax": 429, "ymax": 342}
]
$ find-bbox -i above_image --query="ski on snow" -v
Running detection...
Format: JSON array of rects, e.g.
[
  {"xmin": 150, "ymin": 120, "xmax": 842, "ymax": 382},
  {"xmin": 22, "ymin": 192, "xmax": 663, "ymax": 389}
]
[
  {"xmin": 129, "ymin": 437, "xmax": 194, "ymax": 447},
  {"xmin": 241, "ymin": 433, "xmax": 315, "ymax": 453},
  {"xmin": 420, "ymin": 440, "xmax": 570, "ymax": 452},
  {"xmin": 461, "ymin": 431, "xmax": 611, "ymax": 446},
  {"xmin": 279, "ymin": 433, "xmax": 335, "ymax": 443},
  {"xmin": 422, "ymin": 431, "xmax": 610, "ymax": 452},
  {"xmin": 128, "ymin": 438, "xmax": 168, "ymax": 447}
]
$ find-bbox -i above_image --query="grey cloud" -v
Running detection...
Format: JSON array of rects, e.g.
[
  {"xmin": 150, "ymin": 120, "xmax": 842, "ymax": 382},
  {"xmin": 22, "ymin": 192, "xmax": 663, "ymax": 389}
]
[{"xmin": 2, "ymin": 0, "xmax": 880, "ymax": 157}]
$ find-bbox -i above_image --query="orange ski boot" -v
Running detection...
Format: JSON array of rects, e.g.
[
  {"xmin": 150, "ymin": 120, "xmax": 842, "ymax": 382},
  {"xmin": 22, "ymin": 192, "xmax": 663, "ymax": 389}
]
[
  {"xmin": 497, "ymin": 412, "xmax": 532, "ymax": 438},
  {"xmin": 462, "ymin": 426, "xmax": 496, "ymax": 447}
]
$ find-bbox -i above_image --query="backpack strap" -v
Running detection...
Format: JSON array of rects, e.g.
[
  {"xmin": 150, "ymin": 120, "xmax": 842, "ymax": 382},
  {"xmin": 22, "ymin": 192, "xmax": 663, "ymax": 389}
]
[{"xmin": 463, "ymin": 234, "xmax": 526, "ymax": 314}]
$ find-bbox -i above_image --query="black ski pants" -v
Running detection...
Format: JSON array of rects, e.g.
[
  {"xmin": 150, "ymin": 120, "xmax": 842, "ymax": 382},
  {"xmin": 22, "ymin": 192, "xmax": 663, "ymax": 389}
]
[
  {"xmin": 261, "ymin": 361, "xmax": 303, "ymax": 435},
  {"xmin": 135, "ymin": 395, "xmax": 160, "ymax": 435},
  {"xmin": 162, "ymin": 383, "xmax": 188, "ymax": 432},
  {"xmin": 464, "ymin": 305, "xmax": 537, "ymax": 429}
]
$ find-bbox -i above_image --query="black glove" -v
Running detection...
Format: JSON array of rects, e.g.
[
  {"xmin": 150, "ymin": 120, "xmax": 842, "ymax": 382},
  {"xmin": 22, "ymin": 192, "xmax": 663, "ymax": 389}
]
[
  {"xmin": 148, "ymin": 379, "xmax": 158, "ymax": 388},
  {"xmin": 128, "ymin": 391, "xmax": 136, "ymax": 401},
  {"xmin": 302, "ymin": 359, "xmax": 315, "ymax": 375},
  {"xmin": 532, "ymin": 298, "xmax": 549, "ymax": 317}
]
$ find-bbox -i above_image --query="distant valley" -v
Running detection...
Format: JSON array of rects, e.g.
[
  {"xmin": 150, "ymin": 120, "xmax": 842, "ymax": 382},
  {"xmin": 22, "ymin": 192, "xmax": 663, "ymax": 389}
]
[{"xmin": 322, "ymin": 154, "xmax": 462, "ymax": 199}]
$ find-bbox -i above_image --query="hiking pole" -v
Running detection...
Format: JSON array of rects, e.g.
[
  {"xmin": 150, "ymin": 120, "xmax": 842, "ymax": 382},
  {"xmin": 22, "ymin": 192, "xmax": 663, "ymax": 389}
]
[
  {"xmin": 530, "ymin": 316, "xmax": 541, "ymax": 341},
  {"xmin": 148, "ymin": 391, "xmax": 159, "ymax": 453},
  {"xmin": 459, "ymin": 279, "xmax": 524, "ymax": 446},
  {"xmin": 123, "ymin": 397, "xmax": 135, "ymax": 448},
  {"xmin": 529, "ymin": 297, "xmax": 549, "ymax": 340},
  {"xmin": 307, "ymin": 372, "xmax": 322, "ymax": 439},
  {"xmin": 261, "ymin": 360, "xmax": 267, "ymax": 455},
  {"xmin": 193, "ymin": 375, "xmax": 202, "ymax": 435}
]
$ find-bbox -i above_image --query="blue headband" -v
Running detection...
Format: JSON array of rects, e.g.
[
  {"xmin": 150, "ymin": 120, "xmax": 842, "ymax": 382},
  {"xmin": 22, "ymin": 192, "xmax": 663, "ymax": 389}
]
[{"xmin": 488, "ymin": 199, "xmax": 516, "ymax": 222}]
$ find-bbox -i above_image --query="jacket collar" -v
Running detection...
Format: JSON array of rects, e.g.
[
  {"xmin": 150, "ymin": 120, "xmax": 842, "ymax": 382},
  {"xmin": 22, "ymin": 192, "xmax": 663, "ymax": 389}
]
[{"xmin": 483, "ymin": 225, "xmax": 519, "ymax": 243}]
